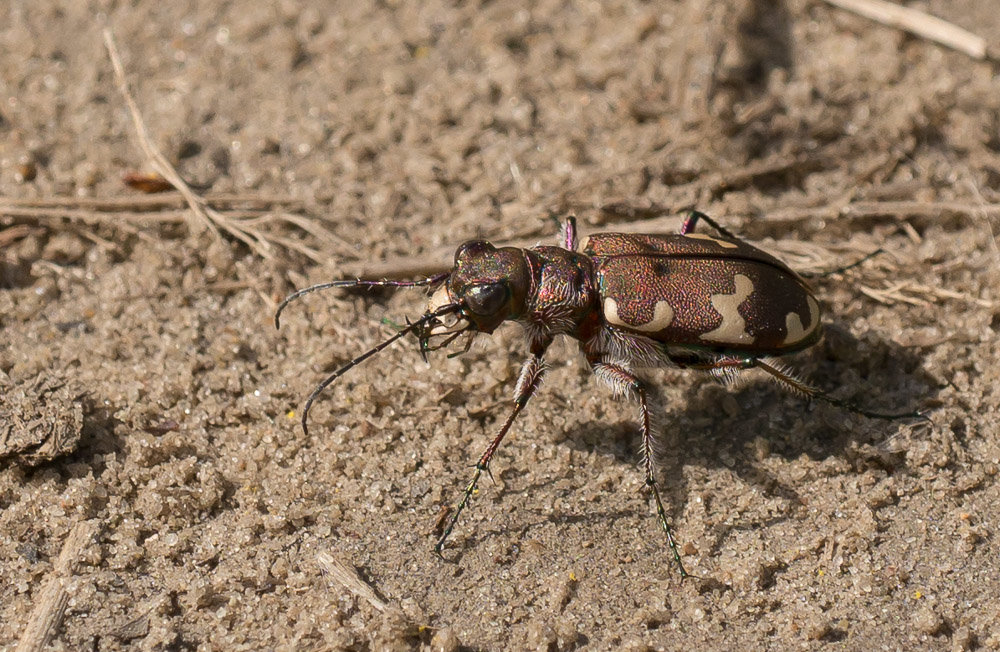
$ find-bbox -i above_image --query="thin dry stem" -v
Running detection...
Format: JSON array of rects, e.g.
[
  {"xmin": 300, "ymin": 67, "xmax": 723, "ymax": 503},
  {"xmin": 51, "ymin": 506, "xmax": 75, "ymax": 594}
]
[
  {"xmin": 860, "ymin": 280, "xmax": 995, "ymax": 308},
  {"xmin": 16, "ymin": 520, "xmax": 98, "ymax": 652},
  {"xmin": 821, "ymin": 0, "xmax": 989, "ymax": 60},
  {"xmin": 334, "ymin": 199, "xmax": 998, "ymax": 279},
  {"xmin": 1, "ymin": 205, "xmax": 205, "ymax": 224},
  {"xmin": 103, "ymin": 28, "xmax": 281, "ymax": 258},
  {"xmin": 0, "ymin": 202, "xmax": 358, "ymax": 263},
  {"xmin": 315, "ymin": 551, "xmax": 390, "ymax": 612},
  {"xmin": 761, "ymin": 200, "xmax": 1000, "ymax": 226},
  {"xmin": 0, "ymin": 224, "xmax": 42, "ymax": 246},
  {"xmin": 2, "ymin": 193, "xmax": 304, "ymax": 211}
]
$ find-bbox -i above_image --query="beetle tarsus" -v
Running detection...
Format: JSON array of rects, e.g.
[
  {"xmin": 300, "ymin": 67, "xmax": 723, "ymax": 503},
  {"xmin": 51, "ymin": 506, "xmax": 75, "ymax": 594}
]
[
  {"xmin": 649, "ymin": 480, "xmax": 689, "ymax": 579},
  {"xmin": 436, "ymin": 464, "xmax": 484, "ymax": 555},
  {"xmin": 799, "ymin": 248, "xmax": 888, "ymax": 279}
]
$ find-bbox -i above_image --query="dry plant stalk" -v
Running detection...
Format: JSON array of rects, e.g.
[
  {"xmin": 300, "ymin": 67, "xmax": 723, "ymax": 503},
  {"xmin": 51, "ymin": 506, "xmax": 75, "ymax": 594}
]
[
  {"xmin": 0, "ymin": 224, "xmax": 42, "ymax": 247},
  {"xmin": 822, "ymin": 0, "xmax": 991, "ymax": 60},
  {"xmin": 102, "ymin": 28, "xmax": 279, "ymax": 258},
  {"xmin": 15, "ymin": 520, "xmax": 98, "ymax": 652},
  {"xmin": 860, "ymin": 281, "xmax": 995, "ymax": 308},
  {"xmin": 315, "ymin": 551, "xmax": 390, "ymax": 611},
  {"xmin": 333, "ymin": 199, "xmax": 998, "ymax": 280},
  {"xmin": 1, "ymin": 193, "xmax": 304, "ymax": 211}
]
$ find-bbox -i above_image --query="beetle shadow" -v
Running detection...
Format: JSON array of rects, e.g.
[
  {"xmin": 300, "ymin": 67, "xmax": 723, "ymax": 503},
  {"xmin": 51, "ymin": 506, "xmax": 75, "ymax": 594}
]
[
  {"xmin": 553, "ymin": 323, "xmax": 938, "ymax": 558},
  {"xmin": 716, "ymin": 0, "xmax": 793, "ymax": 100}
]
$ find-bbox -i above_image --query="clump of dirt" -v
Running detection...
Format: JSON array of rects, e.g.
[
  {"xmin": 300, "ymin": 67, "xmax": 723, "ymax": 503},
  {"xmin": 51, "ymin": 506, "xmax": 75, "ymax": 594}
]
[{"xmin": 0, "ymin": 371, "xmax": 86, "ymax": 466}]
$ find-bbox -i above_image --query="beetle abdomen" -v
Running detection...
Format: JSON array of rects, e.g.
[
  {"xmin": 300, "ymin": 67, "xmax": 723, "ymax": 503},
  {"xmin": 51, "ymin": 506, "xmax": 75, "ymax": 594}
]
[{"xmin": 588, "ymin": 234, "xmax": 821, "ymax": 354}]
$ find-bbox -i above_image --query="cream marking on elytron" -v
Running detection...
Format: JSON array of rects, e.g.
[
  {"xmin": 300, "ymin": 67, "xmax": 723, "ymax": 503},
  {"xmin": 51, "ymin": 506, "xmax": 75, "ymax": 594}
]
[
  {"xmin": 604, "ymin": 297, "xmax": 676, "ymax": 332},
  {"xmin": 578, "ymin": 235, "xmax": 590, "ymax": 252},
  {"xmin": 699, "ymin": 274, "xmax": 755, "ymax": 344},
  {"xmin": 684, "ymin": 232, "xmax": 739, "ymax": 249},
  {"xmin": 782, "ymin": 295, "xmax": 820, "ymax": 345}
]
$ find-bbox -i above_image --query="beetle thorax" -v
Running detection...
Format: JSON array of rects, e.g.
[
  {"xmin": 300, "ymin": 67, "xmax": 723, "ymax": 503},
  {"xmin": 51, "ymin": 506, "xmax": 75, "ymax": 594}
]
[{"xmin": 520, "ymin": 246, "xmax": 598, "ymax": 337}]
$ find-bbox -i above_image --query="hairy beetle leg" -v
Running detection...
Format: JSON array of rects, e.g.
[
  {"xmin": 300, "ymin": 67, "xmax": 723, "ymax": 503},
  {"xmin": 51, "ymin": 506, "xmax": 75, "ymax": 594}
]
[
  {"xmin": 561, "ymin": 215, "xmax": 578, "ymax": 251},
  {"xmin": 591, "ymin": 360, "xmax": 689, "ymax": 578},
  {"xmin": 673, "ymin": 355, "xmax": 925, "ymax": 422},
  {"xmin": 753, "ymin": 358, "xmax": 926, "ymax": 421},
  {"xmin": 436, "ymin": 352, "xmax": 547, "ymax": 555}
]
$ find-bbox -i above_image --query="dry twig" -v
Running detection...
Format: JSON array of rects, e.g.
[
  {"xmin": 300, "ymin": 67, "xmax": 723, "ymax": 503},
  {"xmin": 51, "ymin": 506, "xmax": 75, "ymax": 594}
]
[
  {"xmin": 330, "ymin": 198, "xmax": 1000, "ymax": 280},
  {"xmin": 16, "ymin": 520, "xmax": 98, "ymax": 652},
  {"xmin": 2, "ymin": 193, "xmax": 304, "ymax": 211},
  {"xmin": 859, "ymin": 280, "xmax": 995, "ymax": 308},
  {"xmin": 0, "ymin": 225, "xmax": 42, "ymax": 247},
  {"xmin": 102, "ymin": 28, "xmax": 282, "ymax": 258},
  {"xmin": 762, "ymin": 200, "xmax": 1000, "ymax": 226},
  {"xmin": 315, "ymin": 551, "xmax": 390, "ymax": 612},
  {"xmin": 821, "ymin": 0, "xmax": 991, "ymax": 60},
  {"xmin": 0, "ymin": 202, "xmax": 359, "ymax": 262}
]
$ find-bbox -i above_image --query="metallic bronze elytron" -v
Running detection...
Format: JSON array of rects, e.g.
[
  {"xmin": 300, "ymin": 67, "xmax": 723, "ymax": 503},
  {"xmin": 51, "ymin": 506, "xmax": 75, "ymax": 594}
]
[{"xmin": 584, "ymin": 232, "xmax": 821, "ymax": 352}]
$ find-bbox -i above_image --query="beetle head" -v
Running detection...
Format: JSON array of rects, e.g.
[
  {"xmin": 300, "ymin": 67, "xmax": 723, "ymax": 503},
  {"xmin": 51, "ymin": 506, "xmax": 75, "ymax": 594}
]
[
  {"xmin": 421, "ymin": 241, "xmax": 530, "ymax": 345},
  {"xmin": 275, "ymin": 240, "xmax": 530, "ymax": 434}
]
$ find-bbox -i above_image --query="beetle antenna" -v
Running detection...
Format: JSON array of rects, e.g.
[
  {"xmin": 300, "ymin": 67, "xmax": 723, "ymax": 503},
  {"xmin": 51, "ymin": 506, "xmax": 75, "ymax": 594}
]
[
  {"xmin": 754, "ymin": 358, "xmax": 927, "ymax": 421},
  {"xmin": 274, "ymin": 272, "xmax": 449, "ymax": 329},
  {"xmin": 298, "ymin": 303, "xmax": 461, "ymax": 436}
]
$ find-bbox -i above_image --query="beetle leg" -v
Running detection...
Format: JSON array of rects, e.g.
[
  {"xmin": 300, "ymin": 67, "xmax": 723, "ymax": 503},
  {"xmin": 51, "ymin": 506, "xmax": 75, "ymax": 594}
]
[
  {"xmin": 435, "ymin": 349, "xmax": 548, "ymax": 555},
  {"xmin": 680, "ymin": 209, "xmax": 739, "ymax": 240},
  {"xmin": 671, "ymin": 354, "xmax": 925, "ymax": 421},
  {"xmin": 590, "ymin": 360, "xmax": 688, "ymax": 577},
  {"xmin": 797, "ymin": 248, "xmax": 886, "ymax": 279},
  {"xmin": 753, "ymin": 357, "xmax": 926, "ymax": 421},
  {"xmin": 668, "ymin": 353, "xmax": 756, "ymax": 389},
  {"xmin": 561, "ymin": 215, "xmax": 578, "ymax": 251}
]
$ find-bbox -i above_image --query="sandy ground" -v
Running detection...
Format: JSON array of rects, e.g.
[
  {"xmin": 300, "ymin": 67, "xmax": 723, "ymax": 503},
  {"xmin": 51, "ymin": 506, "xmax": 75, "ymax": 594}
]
[{"xmin": 2, "ymin": 0, "xmax": 1000, "ymax": 650}]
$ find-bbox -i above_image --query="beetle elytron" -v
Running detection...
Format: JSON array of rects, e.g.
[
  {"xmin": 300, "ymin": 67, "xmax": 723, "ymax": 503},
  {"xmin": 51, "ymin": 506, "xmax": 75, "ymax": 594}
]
[{"xmin": 276, "ymin": 211, "xmax": 920, "ymax": 576}]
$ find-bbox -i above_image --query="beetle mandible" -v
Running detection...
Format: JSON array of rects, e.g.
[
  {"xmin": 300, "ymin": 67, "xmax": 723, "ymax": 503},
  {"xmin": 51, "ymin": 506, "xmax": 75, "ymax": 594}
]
[{"xmin": 276, "ymin": 211, "xmax": 920, "ymax": 576}]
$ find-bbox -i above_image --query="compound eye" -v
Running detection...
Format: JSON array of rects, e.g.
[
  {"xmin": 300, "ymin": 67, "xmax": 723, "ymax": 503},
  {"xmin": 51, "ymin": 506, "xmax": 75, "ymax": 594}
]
[
  {"xmin": 464, "ymin": 283, "xmax": 508, "ymax": 317},
  {"xmin": 455, "ymin": 240, "xmax": 495, "ymax": 265}
]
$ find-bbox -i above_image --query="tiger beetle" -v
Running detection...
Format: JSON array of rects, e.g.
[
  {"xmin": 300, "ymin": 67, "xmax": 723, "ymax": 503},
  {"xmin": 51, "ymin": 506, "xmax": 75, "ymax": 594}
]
[{"xmin": 275, "ymin": 211, "xmax": 922, "ymax": 577}]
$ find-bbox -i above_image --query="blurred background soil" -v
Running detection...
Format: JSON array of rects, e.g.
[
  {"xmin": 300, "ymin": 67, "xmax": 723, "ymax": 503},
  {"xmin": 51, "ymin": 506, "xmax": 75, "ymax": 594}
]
[{"xmin": 2, "ymin": 0, "xmax": 1000, "ymax": 649}]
